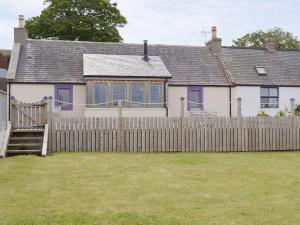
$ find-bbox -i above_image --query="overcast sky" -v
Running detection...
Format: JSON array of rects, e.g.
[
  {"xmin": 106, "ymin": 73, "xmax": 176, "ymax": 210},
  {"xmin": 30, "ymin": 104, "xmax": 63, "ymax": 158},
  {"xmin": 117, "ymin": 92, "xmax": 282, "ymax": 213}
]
[{"xmin": 0, "ymin": 0, "xmax": 299, "ymax": 49}]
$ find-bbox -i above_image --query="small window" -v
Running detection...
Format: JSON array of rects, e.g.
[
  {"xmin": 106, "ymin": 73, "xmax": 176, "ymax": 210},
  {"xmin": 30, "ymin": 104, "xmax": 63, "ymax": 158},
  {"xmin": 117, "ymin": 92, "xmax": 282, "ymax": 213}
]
[
  {"xmin": 260, "ymin": 87, "xmax": 278, "ymax": 108},
  {"xmin": 149, "ymin": 84, "xmax": 161, "ymax": 105},
  {"xmin": 112, "ymin": 84, "xmax": 126, "ymax": 106},
  {"xmin": 187, "ymin": 86, "xmax": 203, "ymax": 111},
  {"xmin": 255, "ymin": 66, "xmax": 267, "ymax": 75},
  {"xmin": 55, "ymin": 85, "xmax": 73, "ymax": 111},
  {"xmin": 131, "ymin": 84, "xmax": 145, "ymax": 106},
  {"xmin": 95, "ymin": 84, "xmax": 107, "ymax": 105}
]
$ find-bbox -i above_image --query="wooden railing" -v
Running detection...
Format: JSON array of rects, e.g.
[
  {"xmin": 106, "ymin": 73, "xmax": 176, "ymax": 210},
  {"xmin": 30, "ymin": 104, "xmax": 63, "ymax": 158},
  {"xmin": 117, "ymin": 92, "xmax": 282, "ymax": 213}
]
[{"xmin": 10, "ymin": 97, "xmax": 52, "ymax": 130}]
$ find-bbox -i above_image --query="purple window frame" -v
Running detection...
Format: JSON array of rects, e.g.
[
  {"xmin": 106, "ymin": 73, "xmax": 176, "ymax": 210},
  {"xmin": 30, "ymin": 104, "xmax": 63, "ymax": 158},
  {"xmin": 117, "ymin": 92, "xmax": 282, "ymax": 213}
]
[
  {"xmin": 187, "ymin": 86, "xmax": 204, "ymax": 111},
  {"xmin": 54, "ymin": 84, "xmax": 73, "ymax": 111}
]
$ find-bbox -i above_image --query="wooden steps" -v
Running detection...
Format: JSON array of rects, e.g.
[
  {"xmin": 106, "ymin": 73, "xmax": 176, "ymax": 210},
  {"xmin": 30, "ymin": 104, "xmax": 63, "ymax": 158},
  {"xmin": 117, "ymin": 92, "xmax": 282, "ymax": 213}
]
[{"xmin": 6, "ymin": 128, "xmax": 45, "ymax": 156}]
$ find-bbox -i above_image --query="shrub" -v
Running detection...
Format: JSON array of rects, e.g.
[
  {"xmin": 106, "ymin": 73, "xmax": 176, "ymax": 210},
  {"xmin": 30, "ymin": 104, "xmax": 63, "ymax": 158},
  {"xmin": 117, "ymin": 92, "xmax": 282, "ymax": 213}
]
[
  {"xmin": 257, "ymin": 111, "xmax": 269, "ymax": 117},
  {"xmin": 277, "ymin": 111, "xmax": 286, "ymax": 117}
]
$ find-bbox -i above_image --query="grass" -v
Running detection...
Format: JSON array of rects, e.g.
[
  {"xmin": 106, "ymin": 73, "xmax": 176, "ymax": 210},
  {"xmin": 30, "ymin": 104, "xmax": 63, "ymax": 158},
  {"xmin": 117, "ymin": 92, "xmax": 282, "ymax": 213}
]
[{"xmin": 1, "ymin": 152, "xmax": 300, "ymax": 225}]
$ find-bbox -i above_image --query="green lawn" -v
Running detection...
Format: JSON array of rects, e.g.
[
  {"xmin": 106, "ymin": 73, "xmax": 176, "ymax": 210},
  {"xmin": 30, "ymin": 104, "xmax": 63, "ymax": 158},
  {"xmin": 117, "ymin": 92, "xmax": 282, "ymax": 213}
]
[{"xmin": 1, "ymin": 153, "xmax": 300, "ymax": 225}]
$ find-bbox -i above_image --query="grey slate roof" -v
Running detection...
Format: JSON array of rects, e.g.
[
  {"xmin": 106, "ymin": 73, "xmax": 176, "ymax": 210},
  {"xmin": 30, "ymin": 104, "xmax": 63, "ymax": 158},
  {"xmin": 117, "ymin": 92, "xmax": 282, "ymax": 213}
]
[
  {"xmin": 222, "ymin": 47, "xmax": 300, "ymax": 86},
  {"xmin": 83, "ymin": 54, "xmax": 171, "ymax": 78},
  {"xmin": 13, "ymin": 39, "xmax": 229, "ymax": 85}
]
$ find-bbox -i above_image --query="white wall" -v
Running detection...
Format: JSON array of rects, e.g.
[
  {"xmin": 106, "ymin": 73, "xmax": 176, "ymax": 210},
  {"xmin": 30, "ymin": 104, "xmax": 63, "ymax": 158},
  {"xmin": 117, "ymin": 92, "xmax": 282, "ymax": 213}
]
[
  {"xmin": 85, "ymin": 108, "xmax": 166, "ymax": 117},
  {"xmin": 232, "ymin": 86, "xmax": 299, "ymax": 117},
  {"xmin": 10, "ymin": 83, "xmax": 86, "ymax": 117},
  {"xmin": 168, "ymin": 86, "xmax": 230, "ymax": 117}
]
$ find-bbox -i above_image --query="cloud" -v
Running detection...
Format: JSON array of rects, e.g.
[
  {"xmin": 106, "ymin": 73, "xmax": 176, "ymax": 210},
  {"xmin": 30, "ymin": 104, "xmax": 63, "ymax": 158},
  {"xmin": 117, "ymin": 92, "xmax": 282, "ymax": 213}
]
[{"xmin": 0, "ymin": 0, "xmax": 299, "ymax": 49}]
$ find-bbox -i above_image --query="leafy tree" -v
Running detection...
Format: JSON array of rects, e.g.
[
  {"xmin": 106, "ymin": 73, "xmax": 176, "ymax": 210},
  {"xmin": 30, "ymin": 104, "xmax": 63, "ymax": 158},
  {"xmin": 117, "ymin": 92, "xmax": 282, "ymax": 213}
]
[
  {"xmin": 25, "ymin": 0, "xmax": 127, "ymax": 42},
  {"xmin": 233, "ymin": 27, "xmax": 300, "ymax": 50}
]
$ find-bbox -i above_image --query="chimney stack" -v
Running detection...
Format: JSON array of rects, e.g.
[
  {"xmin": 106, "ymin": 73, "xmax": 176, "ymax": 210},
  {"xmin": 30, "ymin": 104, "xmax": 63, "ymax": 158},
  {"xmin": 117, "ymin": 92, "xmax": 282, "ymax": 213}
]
[
  {"xmin": 265, "ymin": 35, "xmax": 276, "ymax": 53},
  {"xmin": 18, "ymin": 15, "xmax": 25, "ymax": 28},
  {"xmin": 143, "ymin": 40, "xmax": 149, "ymax": 61},
  {"xmin": 206, "ymin": 26, "xmax": 222, "ymax": 55},
  {"xmin": 14, "ymin": 15, "xmax": 28, "ymax": 47}
]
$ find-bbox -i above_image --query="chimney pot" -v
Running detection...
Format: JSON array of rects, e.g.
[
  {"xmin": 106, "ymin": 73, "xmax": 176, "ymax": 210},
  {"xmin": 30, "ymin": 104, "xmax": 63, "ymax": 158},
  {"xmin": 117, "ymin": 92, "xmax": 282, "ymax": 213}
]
[
  {"xmin": 212, "ymin": 26, "xmax": 217, "ymax": 39},
  {"xmin": 19, "ymin": 15, "xmax": 25, "ymax": 28},
  {"xmin": 143, "ymin": 40, "xmax": 149, "ymax": 61}
]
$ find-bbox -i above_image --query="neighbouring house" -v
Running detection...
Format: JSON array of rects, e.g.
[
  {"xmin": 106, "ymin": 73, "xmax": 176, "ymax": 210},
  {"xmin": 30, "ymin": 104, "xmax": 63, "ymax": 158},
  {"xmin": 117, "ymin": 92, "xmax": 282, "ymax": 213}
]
[
  {"xmin": 221, "ymin": 45, "xmax": 300, "ymax": 116},
  {"xmin": 0, "ymin": 52, "xmax": 8, "ymax": 92},
  {"xmin": 6, "ymin": 15, "xmax": 300, "ymax": 118}
]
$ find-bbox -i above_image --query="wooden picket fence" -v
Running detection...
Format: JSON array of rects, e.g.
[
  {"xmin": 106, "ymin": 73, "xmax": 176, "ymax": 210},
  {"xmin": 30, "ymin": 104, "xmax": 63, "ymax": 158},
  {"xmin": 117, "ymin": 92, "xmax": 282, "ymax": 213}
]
[{"xmin": 49, "ymin": 116, "xmax": 300, "ymax": 152}]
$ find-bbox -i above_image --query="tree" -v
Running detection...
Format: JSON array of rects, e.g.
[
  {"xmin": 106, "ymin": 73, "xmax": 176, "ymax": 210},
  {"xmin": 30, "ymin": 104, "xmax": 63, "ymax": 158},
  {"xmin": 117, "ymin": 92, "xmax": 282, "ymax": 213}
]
[
  {"xmin": 232, "ymin": 27, "xmax": 300, "ymax": 50},
  {"xmin": 25, "ymin": 0, "xmax": 127, "ymax": 42}
]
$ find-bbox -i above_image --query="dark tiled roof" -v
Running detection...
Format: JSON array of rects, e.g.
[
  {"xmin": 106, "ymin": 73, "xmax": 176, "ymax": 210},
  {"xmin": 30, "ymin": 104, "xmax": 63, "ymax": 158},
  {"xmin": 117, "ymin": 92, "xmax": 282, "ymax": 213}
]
[
  {"xmin": 222, "ymin": 47, "xmax": 300, "ymax": 86},
  {"xmin": 14, "ymin": 39, "xmax": 229, "ymax": 85}
]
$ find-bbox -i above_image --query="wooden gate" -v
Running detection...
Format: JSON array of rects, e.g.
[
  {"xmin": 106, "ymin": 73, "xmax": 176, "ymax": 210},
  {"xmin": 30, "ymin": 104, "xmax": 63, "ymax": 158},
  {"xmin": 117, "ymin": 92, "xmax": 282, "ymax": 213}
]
[{"xmin": 10, "ymin": 97, "xmax": 51, "ymax": 129}]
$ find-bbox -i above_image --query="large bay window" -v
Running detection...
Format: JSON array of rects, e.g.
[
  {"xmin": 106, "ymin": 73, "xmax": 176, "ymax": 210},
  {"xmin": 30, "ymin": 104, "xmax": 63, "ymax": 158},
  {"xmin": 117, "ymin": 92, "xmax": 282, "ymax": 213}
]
[
  {"xmin": 149, "ymin": 84, "xmax": 161, "ymax": 104},
  {"xmin": 131, "ymin": 84, "xmax": 145, "ymax": 106},
  {"xmin": 95, "ymin": 84, "xmax": 107, "ymax": 104},
  {"xmin": 112, "ymin": 84, "xmax": 126, "ymax": 106},
  {"xmin": 89, "ymin": 81, "xmax": 164, "ymax": 107}
]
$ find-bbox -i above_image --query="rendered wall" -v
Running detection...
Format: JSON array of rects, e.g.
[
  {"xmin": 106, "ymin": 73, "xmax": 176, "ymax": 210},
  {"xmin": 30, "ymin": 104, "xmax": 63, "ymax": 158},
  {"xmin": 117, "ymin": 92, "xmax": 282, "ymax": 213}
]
[
  {"xmin": 232, "ymin": 86, "xmax": 299, "ymax": 117},
  {"xmin": 10, "ymin": 83, "xmax": 86, "ymax": 117}
]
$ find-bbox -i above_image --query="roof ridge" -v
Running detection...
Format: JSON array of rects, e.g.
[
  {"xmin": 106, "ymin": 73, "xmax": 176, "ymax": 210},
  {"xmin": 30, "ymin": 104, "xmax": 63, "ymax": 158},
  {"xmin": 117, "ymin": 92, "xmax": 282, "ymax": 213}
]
[
  {"xmin": 27, "ymin": 39, "xmax": 208, "ymax": 48},
  {"xmin": 222, "ymin": 46, "xmax": 300, "ymax": 52}
]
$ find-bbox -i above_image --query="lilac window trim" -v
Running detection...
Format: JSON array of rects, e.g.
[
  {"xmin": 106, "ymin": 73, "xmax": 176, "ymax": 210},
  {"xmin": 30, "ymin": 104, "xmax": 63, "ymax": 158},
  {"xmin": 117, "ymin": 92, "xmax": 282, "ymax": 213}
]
[
  {"xmin": 187, "ymin": 86, "xmax": 204, "ymax": 111},
  {"xmin": 54, "ymin": 84, "xmax": 73, "ymax": 111}
]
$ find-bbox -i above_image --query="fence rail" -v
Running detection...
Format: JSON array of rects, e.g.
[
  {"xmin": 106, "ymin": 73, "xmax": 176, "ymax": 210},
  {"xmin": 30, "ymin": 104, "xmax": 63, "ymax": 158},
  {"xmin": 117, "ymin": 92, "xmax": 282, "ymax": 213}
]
[
  {"xmin": 0, "ymin": 91, "xmax": 7, "ymax": 130},
  {"xmin": 49, "ymin": 116, "xmax": 300, "ymax": 153}
]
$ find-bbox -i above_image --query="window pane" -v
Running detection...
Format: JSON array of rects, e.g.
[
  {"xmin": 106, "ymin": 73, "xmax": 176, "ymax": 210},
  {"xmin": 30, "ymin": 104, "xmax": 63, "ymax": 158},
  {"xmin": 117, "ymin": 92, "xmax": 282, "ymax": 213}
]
[
  {"xmin": 260, "ymin": 97, "xmax": 269, "ymax": 108},
  {"xmin": 112, "ymin": 84, "xmax": 126, "ymax": 106},
  {"xmin": 190, "ymin": 90, "xmax": 201, "ymax": 109},
  {"xmin": 95, "ymin": 84, "xmax": 107, "ymax": 105},
  {"xmin": 269, "ymin": 98, "xmax": 278, "ymax": 108},
  {"xmin": 269, "ymin": 88, "xmax": 278, "ymax": 97},
  {"xmin": 58, "ymin": 89, "xmax": 70, "ymax": 106},
  {"xmin": 131, "ymin": 84, "xmax": 145, "ymax": 105},
  {"xmin": 261, "ymin": 88, "xmax": 269, "ymax": 96},
  {"xmin": 149, "ymin": 84, "xmax": 161, "ymax": 104}
]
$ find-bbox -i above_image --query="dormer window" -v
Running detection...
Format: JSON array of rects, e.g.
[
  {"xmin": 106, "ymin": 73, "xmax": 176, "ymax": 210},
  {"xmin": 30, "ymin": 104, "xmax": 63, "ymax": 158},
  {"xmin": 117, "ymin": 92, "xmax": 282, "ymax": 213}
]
[{"xmin": 255, "ymin": 66, "xmax": 267, "ymax": 75}]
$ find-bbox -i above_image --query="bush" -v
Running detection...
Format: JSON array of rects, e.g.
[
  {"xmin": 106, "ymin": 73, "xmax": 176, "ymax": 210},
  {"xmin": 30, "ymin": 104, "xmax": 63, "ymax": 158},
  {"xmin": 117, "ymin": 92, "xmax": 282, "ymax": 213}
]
[
  {"xmin": 277, "ymin": 111, "xmax": 286, "ymax": 117},
  {"xmin": 257, "ymin": 111, "xmax": 269, "ymax": 117}
]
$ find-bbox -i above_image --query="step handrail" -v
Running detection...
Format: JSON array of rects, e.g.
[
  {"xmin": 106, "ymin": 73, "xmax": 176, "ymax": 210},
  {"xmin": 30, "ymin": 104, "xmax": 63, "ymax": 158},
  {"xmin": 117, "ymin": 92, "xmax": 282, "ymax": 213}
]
[
  {"xmin": 0, "ymin": 122, "xmax": 12, "ymax": 159},
  {"xmin": 41, "ymin": 124, "xmax": 49, "ymax": 157}
]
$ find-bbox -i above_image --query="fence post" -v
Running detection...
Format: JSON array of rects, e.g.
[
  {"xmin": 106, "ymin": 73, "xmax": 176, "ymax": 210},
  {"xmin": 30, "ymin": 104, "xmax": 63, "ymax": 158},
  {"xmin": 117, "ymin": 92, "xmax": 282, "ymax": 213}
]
[
  {"xmin": 290, "ymin": 98, "xmax": 295, "ymax": 150},
  {"xmin": 10, "ymin": 96, "xmax": 16, "ymax": 130},
  {"xmin": 47, "ymin": 97, "xmax": 53, "ymax": 152},
  {"xmin": 290, "ymin": 98, "xmax": 295, "ymax": 116},
  {"xmin": 237, "ymin": 97, "xmax": 242, "ymax": 117},
  {"xmin": 180, "ymin": 97, "xmax": 185, "ymax": 151},
  {"xmin": 180, "ymin": 97, "xmax": 185, "ymax": 119},
  {"xmin": 237, "ymin": 98, "xmax": 243, "ymax": 151},
  {"xmin": 118, "ymin": 99, "xmax": 124, "ymax": 151},
  {"xmin": 43, "ymin": 96, "xmax": 48, "ymax": 124}
]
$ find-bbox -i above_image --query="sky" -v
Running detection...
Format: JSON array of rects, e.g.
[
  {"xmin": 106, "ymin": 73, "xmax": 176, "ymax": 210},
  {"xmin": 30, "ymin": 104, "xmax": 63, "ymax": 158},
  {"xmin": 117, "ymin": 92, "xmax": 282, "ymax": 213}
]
[{"xmin": 0, "ymin": 0, "xmax": 299, "ymax": 50}]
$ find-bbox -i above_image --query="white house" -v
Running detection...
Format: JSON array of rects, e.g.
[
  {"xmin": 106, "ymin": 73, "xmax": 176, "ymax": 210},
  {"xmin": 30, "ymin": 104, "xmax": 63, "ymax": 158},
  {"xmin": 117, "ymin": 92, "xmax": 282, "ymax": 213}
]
[
  {"xmin": 6, "ymin": 16, "xmax": 300, "ymax": 118},
  {"xmin": 7, "ymin": 16, "xmax": 231, "ymax": 118}
]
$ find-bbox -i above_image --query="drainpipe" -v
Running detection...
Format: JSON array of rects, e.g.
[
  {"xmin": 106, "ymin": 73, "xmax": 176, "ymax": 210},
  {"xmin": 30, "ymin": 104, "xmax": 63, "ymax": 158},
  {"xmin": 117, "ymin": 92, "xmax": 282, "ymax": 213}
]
[{"xmin": 164, "ymin": 80, "xmax": 168, "ymax": 117}]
